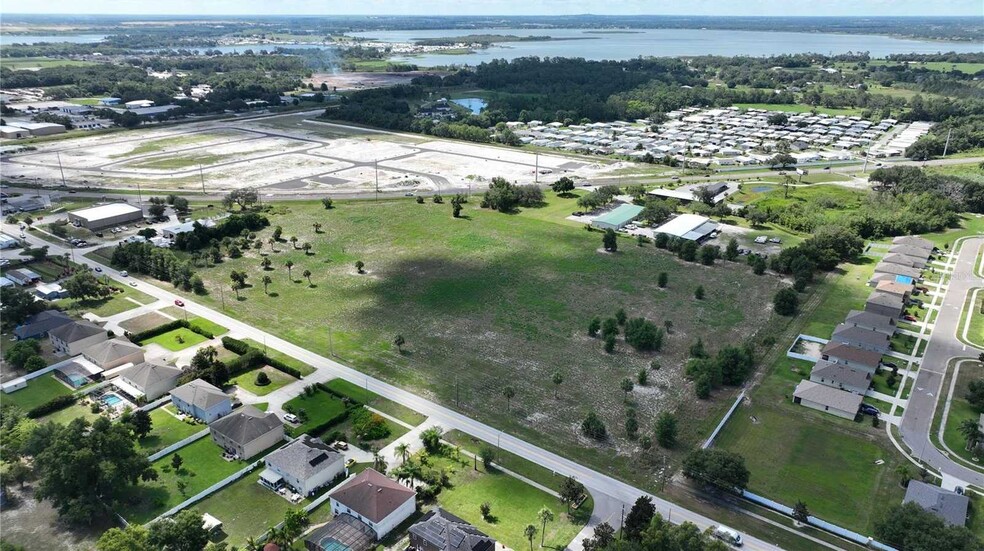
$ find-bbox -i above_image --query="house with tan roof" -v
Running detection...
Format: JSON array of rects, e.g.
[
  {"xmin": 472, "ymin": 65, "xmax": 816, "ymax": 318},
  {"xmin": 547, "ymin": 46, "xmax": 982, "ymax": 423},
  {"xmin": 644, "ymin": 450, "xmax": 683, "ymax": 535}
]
[
  {"xmin": 116, "ymin": 361, "xmax": 182, "ymax": 401},
  {"xmin": 793, "ymin": 380, "xmax": 862, "ymax": 419},
  {"xmin": 326, "ymin": 468, "xmax": 416, "ymax": 540},
  {"xmin": 82, "ymin": 338, "xmax": 145, "ymax": 369},
  {"xmin": 875, "ymin": 280, "xmax": 914, "ymax": 300}
]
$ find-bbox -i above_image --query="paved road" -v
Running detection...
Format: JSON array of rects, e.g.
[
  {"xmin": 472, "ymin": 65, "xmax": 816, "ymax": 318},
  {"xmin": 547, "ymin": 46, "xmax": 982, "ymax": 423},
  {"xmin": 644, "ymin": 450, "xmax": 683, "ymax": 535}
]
[
  {"xmin": 899, "ymin": 237, "xmax": 984, "ymax": 487},
  {"xmin": 4, "ymin": 223, "xmax": 790, "ymax": 551}
]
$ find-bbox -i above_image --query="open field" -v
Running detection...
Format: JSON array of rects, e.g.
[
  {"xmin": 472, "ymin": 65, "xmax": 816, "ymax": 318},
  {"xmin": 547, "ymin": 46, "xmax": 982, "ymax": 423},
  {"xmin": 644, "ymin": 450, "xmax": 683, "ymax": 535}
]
[
  {"xmin": 169, "ymin": 196, "xmax": 782, "ymax": 486},
  {"xmin": 3, "ymin": 374, "xmax": 73, "ymax": 411},
  {"xmin": 55, "ymin": 281, "xmax": 156, "ymax": 317},
  {"xmin": 731, "ymin": 103, "xmax": 864, "ymax": 116},
  {"xmin": 0, "ymin": 57, "xmax": 96, "ymax": 69},
  {"xmin": 0, "ymin": 112, "xmax": 618, "ymax": 193},
  {"xmin": 940, "ymin": 360, "xmax": 984, "ymax": 466},
  {"xmin": 241, "ymin": 338, "xmax": 315, "ymax": 376}
]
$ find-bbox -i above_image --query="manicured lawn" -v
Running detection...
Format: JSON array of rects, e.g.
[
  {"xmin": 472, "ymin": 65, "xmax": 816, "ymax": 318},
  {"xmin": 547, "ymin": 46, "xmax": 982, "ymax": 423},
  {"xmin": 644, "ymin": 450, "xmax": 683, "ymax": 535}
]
[
  {"xmin": 241, "ymin": 339, "xmax": 315, "ymax": 376},
  {"xmin": 870, "ymin": 370, "xmax": 901, "ymax": 396},
  {"xmin": 958, "ymin": 290, "xmax": 984, "ymax": 348},
  {"xmin": 195, "ymin": 468, "xmax": 314, "ymax": 546},
  {"xmin": 3, "ymin": 375, "xmax": 73, "ymax": 411},
  {"xmin": 141, "ymin": 328, "xmax": 209, "ymax": 351},
  {"xmin": 159, "ymin": 308, "xmax": 230, "ymax": 337},
  {"xmin": 55, "ymin": 281, "xmax": 156, "ymax": 317},
  {"xmin": 40, "ymin": 402, "xmax": 102, "ymax": 425},
  {"xmin": 284, "ymin": 390, "xmax": 348, "ymax": 436},
  {"xmin": 120, "ymin": 437, "xmax": 251, "ymax": 524},
  {"xmin": 136, "ymin": 407, "xmax": 206, "ymax": 455},
  {"xmin": 444, "ymin": 429, "xmax": 573, "ymax": 494},
  {"xmin": 862, "ymin": 396, "xmax": 893, "ymax": 414},
  {"xmin": 428, "ymin": 453, "xmax": 588, "ymax": 551},
  {"xmin": 941, "ymin": 360, "xmax": 984, "ymax": 465},
  {"xmin": 891, "ymin": 333, "xmax": 918, "ymax": 354},
  {"xmin": 325, "ymin": 378, "xmax": 426, "ymax": 426},
  {"xmin": 230, "ymin": 365, "xmax": 296, "ymax": 396}
]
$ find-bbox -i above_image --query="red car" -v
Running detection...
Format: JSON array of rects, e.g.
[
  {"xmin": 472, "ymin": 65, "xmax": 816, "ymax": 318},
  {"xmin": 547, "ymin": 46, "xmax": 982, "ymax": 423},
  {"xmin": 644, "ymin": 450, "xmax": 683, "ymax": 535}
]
[
  {"xmin": 174, "ymin": 300, "xmax": 185, "ymax": 307},
  {"xmin": 903, "ymin": 314, "xmax": 917, "ymax": 322}
]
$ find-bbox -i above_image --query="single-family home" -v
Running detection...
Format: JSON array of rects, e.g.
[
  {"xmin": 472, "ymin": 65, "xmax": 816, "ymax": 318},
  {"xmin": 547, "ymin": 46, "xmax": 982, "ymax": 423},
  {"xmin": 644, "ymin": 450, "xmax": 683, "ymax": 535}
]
[
  {"xmin": 5, "ymin": 269, "xmax": 41, "ymax": 286},
  {"xmin": 892, "ymin": 235, "xmax": 934, "ymax": 252},
  {"xmin": 33, "ymin": 283, "xmax": 68, "ymax": 300},
  {"xmin": 260, "ymin": 434, "xmax": 344, "ymax": 496},
  {"xmin": 116, "ymin": 361, "xmax": 183, "ymax": 401},
  {"xmin": 49, "ymin": 320, "xmax": 108, "ymax": 356},
  {"xmin": 13, "ymin": 310, "xmax": 73, "ymax": 340},
  {"xmin": 844, "ymin": 309, "xmax": 896, "ymax": 336},
  {"xmin": 170, "ymin": 378, "xmax": 231, "ymax": 423},
  {"xmin": 408, "ymin": 509, "xmax": 496, "ymax": 551},
  {"xmin": 327, "ymin": 468, "xmax": 416, "ymax": 540},
  {"xmin": 209, "ymin": 405, "xmax": 284, "ymax": 460},
  {"xmin": 821, "ymin": 342, "xmax": 882, "ymax": 373},
  {"xmin": 82, "ymin": 338, "xmax": 145, "ymax": 370},
  {"xmin": 865, "ymin": 292, "xmax": 905, "ymax": 319},
  {"xmin": 809, "ymin": 359, "xmax": 871, "ymax": 395},
  {"xmin": 889, "ymin": 244, "xmax": 932, "ymax": 261},
  {"xmin": 903, "ymin": 481, "xmax": 969, "ymax": 526},
  {"xmin": 831, "ymin": 324, "xmax": 891, "ymax": 354},
  {"xmin": 793, "ymin": 379, "xmax": 863, "ymax": 419},
  {"xmin": 881, "ymin": 253, "xmax": 926, "ymax": 270},
  {"xmin": 870, "ymin": 262, "xmax": 922, "ymax": 283},
  {"xmin": 875, "ymin": 280, "xmax": 914, "ymax": 300}
]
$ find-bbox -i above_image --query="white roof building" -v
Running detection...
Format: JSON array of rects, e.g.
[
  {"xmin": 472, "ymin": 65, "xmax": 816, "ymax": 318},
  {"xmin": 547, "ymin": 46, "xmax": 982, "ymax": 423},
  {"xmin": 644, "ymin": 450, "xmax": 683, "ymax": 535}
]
[{"xmin": 652, "ymin": 214, "xmax": 719, "ymax": 241}]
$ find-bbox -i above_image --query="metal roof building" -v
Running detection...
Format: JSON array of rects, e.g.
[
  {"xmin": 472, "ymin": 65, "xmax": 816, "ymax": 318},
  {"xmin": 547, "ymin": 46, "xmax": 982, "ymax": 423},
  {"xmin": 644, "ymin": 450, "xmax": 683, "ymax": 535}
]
[
  {"xmin": 591, "ymin": 203, "xmax": 644, "ymax": 230},
  {"xmin": 68, "ymin": 203, "xmax": 144, "ymax": 229},
  {"xmin": 652, "ymin": 213, "xmax": 719, "ymax": 241}
]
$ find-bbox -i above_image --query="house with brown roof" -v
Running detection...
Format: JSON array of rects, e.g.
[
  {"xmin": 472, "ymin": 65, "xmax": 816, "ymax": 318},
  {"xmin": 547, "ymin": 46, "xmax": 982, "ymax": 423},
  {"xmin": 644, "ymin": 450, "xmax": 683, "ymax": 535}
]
[
  {"xmin": 844, "ymin": 310, "xmax": 896, "ymax": 336},
  {"xmin": 809, "ymin": 359, "xmax": 871, "ymax": 395},
  {"xmin": 821, "ymin": 342, "xmax": 882, "ymax": 373},
  {"xmin": 875, "ymin": 280, "xmax": 914, "ymax": 300},
  {"xmin": 832, "ymin": 324, "xmax": 891, "ymax": 354},
  {"xmin": 793, "ymin": 380, "xmax": 862, "ymax": 419},
  {"xmin": 327, "ymin": 468, "xmax": 416, "ymax": 540},
  {"xmin": 865, "ymin": 292, "xmax": 904, "ymax": 319}
]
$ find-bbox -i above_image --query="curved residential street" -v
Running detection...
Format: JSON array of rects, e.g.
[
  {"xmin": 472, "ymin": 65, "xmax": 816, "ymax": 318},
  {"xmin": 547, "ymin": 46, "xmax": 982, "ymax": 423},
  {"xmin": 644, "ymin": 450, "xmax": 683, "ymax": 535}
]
[
  {"xmin": 3, "ymin": 222, "xmax": 799, "ymax": 551},
  {"xmin": 899, "ymin": 236, "xmax": 984, "ymax": 488}
]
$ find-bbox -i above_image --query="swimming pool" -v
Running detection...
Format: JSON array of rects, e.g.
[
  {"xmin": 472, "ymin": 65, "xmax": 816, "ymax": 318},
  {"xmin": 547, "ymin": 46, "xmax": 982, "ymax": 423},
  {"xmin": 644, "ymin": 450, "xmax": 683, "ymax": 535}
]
[{"xmin": 102, "ymin": 394, "xmax": 124, "ymax": 407}]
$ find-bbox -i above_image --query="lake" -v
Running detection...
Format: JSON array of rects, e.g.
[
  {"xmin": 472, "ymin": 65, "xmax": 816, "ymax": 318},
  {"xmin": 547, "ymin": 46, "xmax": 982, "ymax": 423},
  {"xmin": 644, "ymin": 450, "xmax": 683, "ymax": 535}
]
[
  {"xmin": 0, "ymin": 34, "xmax": 107, "ymax": 45},
  {"xmin": 348, "ymin": 27, "xmax": 984, "ymax": 66},
  {"xmin": 451, "ymin": 98, "xmax": 487, "ymax": 114}
]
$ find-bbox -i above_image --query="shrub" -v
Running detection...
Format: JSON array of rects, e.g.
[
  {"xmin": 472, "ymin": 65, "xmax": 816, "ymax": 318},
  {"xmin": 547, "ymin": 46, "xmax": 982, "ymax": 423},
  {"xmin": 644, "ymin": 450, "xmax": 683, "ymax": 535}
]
[
  {"xmin": 351, "ymin": 408, "xmax": 391, "ymax": 441},
  {"xmin": 774, "ymin": 287, "xmax": 799, "ymax": 316},
  {"xmin": 581, "ymin": 411, "xmax": 607, "ymax": 440},
  {"xmin": 255, "ymin": 371, "xmax": 271, "ymax": 386},
  {"xmin": 624, "ymin": 318, "xmax": 664, "ymax": 351},
  {"xmin": 27, "ymin": 394, "xmax": 77, "ymax": 419}
]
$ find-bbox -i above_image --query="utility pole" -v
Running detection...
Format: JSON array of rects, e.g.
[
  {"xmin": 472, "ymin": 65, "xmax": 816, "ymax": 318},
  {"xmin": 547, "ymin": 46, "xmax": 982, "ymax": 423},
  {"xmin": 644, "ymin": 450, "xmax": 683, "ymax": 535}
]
[
  {"xmin": 136, "ymin": 182, "xmax": 143, "ymax": 204},
  {"xmin": 374, "ymin": 159, "xmax": 379, "ymax": 202},
  {"xmin": 219, "ymin": 284, "xmax": 225, "ymax": 310},
  {"xmin": 56, "ymin": 152, "xmax": 67, "ymax": 187},
  {"xmin": 619, "ymin": 503, "xmax": 625, "ymax": 539},
  {"xmin": 199, "ymin": 164, "xmax": 206, "ymax": 195},
  {"xmin": 535, "ymin": 153, "xmax": 539, "ymax": 183},
  {"xmin": 942, "ymin": 128, "xmax": 952, "ymax": 158}
]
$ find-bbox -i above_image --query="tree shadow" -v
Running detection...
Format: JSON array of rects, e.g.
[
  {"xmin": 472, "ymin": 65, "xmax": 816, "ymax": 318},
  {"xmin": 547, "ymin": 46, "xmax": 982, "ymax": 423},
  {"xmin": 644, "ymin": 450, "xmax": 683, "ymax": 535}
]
[
  {"xmin": 307, "ymin": 284, "xmax": 318, "ymax": 289},
  {"xmin": 268, "ymin": 292, "xmax": 280, "ymax": 297}
]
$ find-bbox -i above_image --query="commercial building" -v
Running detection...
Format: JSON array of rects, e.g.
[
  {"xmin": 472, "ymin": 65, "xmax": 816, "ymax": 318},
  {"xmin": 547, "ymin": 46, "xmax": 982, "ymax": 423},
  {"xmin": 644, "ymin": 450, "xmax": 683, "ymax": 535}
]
[
  {"xmin": 651, "ymin": 214, "xmax": 719, "ymax": 242},
  {"xmin": 0, "ymin": 126, "xmax": 29, "ymax": 139},
  {"xmin": 125, "ymin": 99, "xmax": 155, "ymax": 109},
  {"xmin": 903, "ymin": 481, "xmax": 969, "ymax": 526},
  {"xmin": 0, "ymin": 233, "xmax": 18, "ymax": 249},
  {"xmin": 793, "ymin": 380, "xmax": 862, "ymax": 420},
  {"xmin": 5, "ymin": 269, "xmax": 41, "ymax": 286},
  {"xmin": 68, "ymin": 203, "xmax": 144, "ymax": 230},
  {"xmin": 209, "ymin": 405, "xmax": 284, "ymax": 459},
  {"xmin": 13, "ymin": 122, "xmax": 66, "ymax": 136},
  {"xmin": 590, "ymin": 204, "xmax": 644, "ymax": 231},
  {"xmin": 647, "ymin": 181, "xmax": 732, "ymax": 204}
]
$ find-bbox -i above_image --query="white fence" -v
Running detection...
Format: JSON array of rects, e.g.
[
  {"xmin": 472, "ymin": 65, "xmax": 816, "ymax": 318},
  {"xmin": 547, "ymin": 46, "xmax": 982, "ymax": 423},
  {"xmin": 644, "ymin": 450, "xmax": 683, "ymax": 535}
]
[
  {"xmin": 702, "ymin": 390, "xmax": 745, "ymax": 449},
  {"xmin": 147, "ymin": 428, "xmax": 210, "ymax": 462}
]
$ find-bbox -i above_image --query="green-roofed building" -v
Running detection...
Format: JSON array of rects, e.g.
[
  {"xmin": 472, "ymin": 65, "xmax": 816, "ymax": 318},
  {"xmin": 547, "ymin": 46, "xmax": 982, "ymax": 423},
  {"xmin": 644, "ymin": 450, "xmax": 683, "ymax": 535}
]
[{"xmin": 591, "ymin": 203, "xmax": 644, "ymax": 230}]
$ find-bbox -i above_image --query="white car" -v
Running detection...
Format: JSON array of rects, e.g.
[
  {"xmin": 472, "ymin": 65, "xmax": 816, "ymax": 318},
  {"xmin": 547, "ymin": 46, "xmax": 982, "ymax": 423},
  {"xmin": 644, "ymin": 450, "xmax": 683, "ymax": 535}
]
[
  {"xmin": 129, "ymin": 281, "xmax": 137, "ymax": 287},
  {"xmin": 120, "ymin": 271, "xmax": 129, "ymax": 277},
  {"xmin": 283, "ymin": 413, "xmax": 299, "ymax": 424}
]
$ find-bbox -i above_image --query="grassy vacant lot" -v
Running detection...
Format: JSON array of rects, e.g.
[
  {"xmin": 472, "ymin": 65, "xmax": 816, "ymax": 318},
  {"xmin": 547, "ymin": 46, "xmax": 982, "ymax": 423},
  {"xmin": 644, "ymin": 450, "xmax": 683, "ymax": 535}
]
[
  {"xmin": 241, "ymin": 338, "xmax": 315, "ymax": 376},
  {"xmin": 283, "ymin": 389, "xmax": 348, "ymax": 435},
  {"xmin": 176, "ymin": 197, "xmax": 781, "ymax": 486},
  {"xmin": 325, "ymin": 378, "xmax": 427, "ymax": 426},
  {"xmin": 55, "ymin": 282, "xmax": 156, "ymax": 317},
  {"xmin": 230, "ymin": 365, "xmax": 296, "ymax": 396},
  {"xmin": 0, "ymin": 57, "xmax": 95, "ymax": 69},
  {"xmin": 3, "ymin": 375, "xmax": 72, "ymax": 411},
  {"xmin": 333, "ymin": 412, "xmax": 410, "ymax": 448},
  {"xmin": 121, "ymin": 437, "xmax": 249, "ymax": 524},
  {"xmin": 136, "ymin": 407, "xmax": 205, "ymax": 455},
  {"xmin": 428, "ymin": 453, "xmax": 588, "ymax": 551},
  {"xmin": 119, "ymin": 311, "xmax": 172, "ymax": 334},
  {"xmin": 108, "ymin": 131, "xmax": 236, "ymax": 159},
  {"xmin": 941, "ymin": 360, "xmax": 984, "ymax": 466},
  {"xmin": 731, "ymin": 103, "xmax": 864, "ymax": 116},
  {"xmin": 731, "ymin": 182, "xmax": 866, "ymax": 217},
  {"xmin": 126, "ymin": 152, "xmax": 234, "ymax": 170},
  {"xmin": 140, "ymin": 328, "xmax": 208, "ymax": 351},
  {"xmin": 195, "ymin": 468, "xmax": 314, "ymax": 546},
  {"xmin": 444, "ymin": 429, "xmax": 574, "ymax": 494}
]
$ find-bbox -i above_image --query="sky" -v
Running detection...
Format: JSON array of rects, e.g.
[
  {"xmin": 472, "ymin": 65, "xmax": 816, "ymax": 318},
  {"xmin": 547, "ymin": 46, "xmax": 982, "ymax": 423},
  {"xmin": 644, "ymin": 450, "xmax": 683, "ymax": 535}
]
[{"xmin": 2, "ymin": 0, "xmax": 982, "ymax": 16}]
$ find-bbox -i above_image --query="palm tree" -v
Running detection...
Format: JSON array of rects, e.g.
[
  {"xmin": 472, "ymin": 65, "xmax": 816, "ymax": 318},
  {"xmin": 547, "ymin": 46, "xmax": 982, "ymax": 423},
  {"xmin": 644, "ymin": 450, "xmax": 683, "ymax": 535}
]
[
  {"xmin": 895, "ymin": 464, "xmax": 912, "ymax": 487},
  {"xmin": 395, "ymin": 443, "xmax": 410, "ymax": 465},
  {"xmin": 243, "ymin": 537, "xmax": 260, "ymax": 551},
  {"xmin": 303, "ymin": 242, "xmax": 312, "ymax": 255},
  {"xmin": 537, "ymin": 507, "xmax": 554, "ymax": 546},
  {"xmin": 289, "ymin": 235, "xmax": 298, "ymax": 249},
  {"xmin": 231, "ymin": 282, "xmax": 240, "ymax": 299},
  {"xmin": 313, "ymin": 222, "xmax": 323, "ymax": 233},
  {"xmin": 303, "ymin": 269, "xmax": 312, "ymax": 286},
  {"xmin": 267, "ymin": 526, "xmax": 291, "ymax": 548},
  {"xmin": 551, "ymin": 372, "xmax": 563, "ymax": 399},
  {"xmin": 958, "ymin": 419, "xmax": 982, "ymax": 449},
  {"xmin": 524, "ymin": 524, "xmax": 537, "ymax": 551},
  {"xmin": 504, "ymin": 386, "xmax": 516, "ymax": 411},
  {"xmin": 262, "ymin": 275, "xmax": 272, "ymax": 294},
  {"xmin": 267, "ymin": 237, "xmax": 276, "ymax": 251},
  {"xmin": 261, "ymin": 257, "xmax": 272, "ymax": 270},
  {"xmin": 394, "ymin": 334, "xmax": 406, "ymax": 352},
  {"xmin": 285, "ymin": 260, "xmax": 294, "ymax": 280}
]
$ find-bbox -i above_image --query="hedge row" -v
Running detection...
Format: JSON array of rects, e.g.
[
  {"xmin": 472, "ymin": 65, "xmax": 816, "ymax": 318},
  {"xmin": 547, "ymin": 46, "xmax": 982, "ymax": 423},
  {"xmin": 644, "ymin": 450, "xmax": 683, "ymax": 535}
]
[
  {"xmin": 220, "ymin": 336, "xmax": 303, "ymax": 379},
  {"xmin": 27, "ymin": 394, "xmax": 77, "ymax": 419},
  {"xmin": 128, "ymin": 319, "xmax": 214, "ymax": 343},
  {"xmin": 317, "ymin": 381, "xmax": 365, "ymax": 407},
  {"xmin": 289, "ymin": 408, "xmax": 353, "ymax": 439}
]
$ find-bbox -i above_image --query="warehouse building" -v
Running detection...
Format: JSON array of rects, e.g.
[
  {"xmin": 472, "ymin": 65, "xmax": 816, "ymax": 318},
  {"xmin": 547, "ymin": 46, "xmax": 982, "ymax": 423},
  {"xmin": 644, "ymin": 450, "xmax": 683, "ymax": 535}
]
[
  {"xmin": 591, "ymin": 204, "xmax": 644, "ymax": 231},
  {"xmin": 14, "ymin": 122, "xmax": 66, "ymax": 137},
  {"xmin": 652, "ymin": 214, "xmax": 719, "ymax": 242},
  {"xmin": 68, "ymin": 203, "xmax": 144, "ymax": 230},
  {"xmin": 0, "ymin": 126, "xmax": 30, "ymax": 139}
]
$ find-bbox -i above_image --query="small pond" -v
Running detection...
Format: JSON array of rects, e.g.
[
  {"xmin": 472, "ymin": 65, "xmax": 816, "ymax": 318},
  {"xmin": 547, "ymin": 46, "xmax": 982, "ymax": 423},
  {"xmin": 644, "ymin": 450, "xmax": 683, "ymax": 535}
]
[{"xmin": 451, "ymin": 97, "xmax": 486, "ymax": 114}]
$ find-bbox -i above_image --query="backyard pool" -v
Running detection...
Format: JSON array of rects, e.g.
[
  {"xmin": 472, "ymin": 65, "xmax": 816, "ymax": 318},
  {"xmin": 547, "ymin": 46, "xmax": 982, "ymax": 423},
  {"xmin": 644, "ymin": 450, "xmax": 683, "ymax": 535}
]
[{"xmin": 102, "ymin": 393, "xmax": 124, "ymax": 407}]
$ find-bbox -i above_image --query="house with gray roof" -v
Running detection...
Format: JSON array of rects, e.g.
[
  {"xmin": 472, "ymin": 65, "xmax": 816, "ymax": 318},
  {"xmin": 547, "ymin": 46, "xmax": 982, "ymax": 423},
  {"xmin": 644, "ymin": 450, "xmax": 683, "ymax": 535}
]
[
  {"xmin": 832, "ymin": 324, "xmax": 891, "ymax": 354},
  {"xmin": 844, "ymin": 310, "xmax": 896, "ymax": 336},
  {"xmin": 903, "ymin": 481, "xmax": 969, "ymax": 526},
  {"xmin": 261, "ymin": 434, "xmax": 344, "ymax": 496},
  {"xmin": 821, "ymin": 342, "xmax": 882, "ymax": 373},
  {"xmin": 793, "ymin": 380, "xmax": 862, "ymax": 420},
  {"xmin": 889, "ymin": 244, "xmax": 932, "ymax": 261},
  {"xmin": 13, "ymin": 310, "xmax": 73, "ymax": 340},
  {"xmin": 209, "ymin": 405, "xmax": 283, "ymax": 459},
  {"xmin": 82, "ymin": 338, "xmax": 144, "ymax": 369},
  {"xmin": 865, "ymin": 292, "xmax": 905, "ymax": 319},
  {"xmin": 49, "ymin": 320, "xmax": 107, "ymax": 356},
  {"xmin": 881, "ymin": 253, "xmax": 926, "ymax": 270},
  {"xmin": 116, "ymin": 361, "xmax": 183, "ymax": 401},
  {"xmin": 871, "ymin": 262, "xmax": 922, "ymax": 281},
  {"xmin": 892, "ymin": 235, "xmax": 934, "ymax": 251},
  {"xmin": 809, "ymin": 360, "xmax": 871, "ymax": 395},
  {"xmin": 5, "ymin": 269, "xmax": 41, "ymax": 286},
  {"xmin": 409, "ymin": 508, "xmax": 496, "ymax": 551},
  {"xmin": 170, "ymin": 378, "xmax": 231, "ymax": 423}
]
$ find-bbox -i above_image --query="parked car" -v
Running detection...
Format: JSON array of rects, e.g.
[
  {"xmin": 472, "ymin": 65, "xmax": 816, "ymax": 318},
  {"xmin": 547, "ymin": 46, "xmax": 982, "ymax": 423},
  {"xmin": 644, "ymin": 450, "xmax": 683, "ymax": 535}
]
[
  {"xmin": 94, "ymin": 267, "xmax": 102, "ymax": 272},
  {"xmin": 404, "ymin": 192, "xmax": 415, "ymax": 197},
  {"xmin": 174, "ymin": 299, "xmax": 185, "ymax": 307},
  {"xmin": 120, "ymin": 271, "xmax": 129, "ymax": 277},
  {"xmin": 903, "ymin": 314, "xmax": 917, "ymax": 322},
  {"xmin": 129, "ymin": 281, "xmax": 137, "ymax": 287},
  {"xmin": 882, "ymin": 361, "xmax": 898, "ymax": 369},
  {"xmin": 859, "ymin": 404, "xmax": 880, "ymax": 417},
  {"xmin": 345, "ymin": 458, "xmax": 356, "ymax": 468},
  {"xmin": 768, "ymin": 237, "xmax": 782, "ymax": 244},
  {"xmin": 333, "ymin": 441, "xmax": 349, "ymax": 451},
  {"xmin": 711, "ymin": 527, "xmax": 743, "ymax": 547},
  {"xmin": 754, "ymin": 236, "xmax": 768, "ymax": 244},
  {"xmin": 283, "ymin": 413, "xmax": 299, "ymax": 424}
]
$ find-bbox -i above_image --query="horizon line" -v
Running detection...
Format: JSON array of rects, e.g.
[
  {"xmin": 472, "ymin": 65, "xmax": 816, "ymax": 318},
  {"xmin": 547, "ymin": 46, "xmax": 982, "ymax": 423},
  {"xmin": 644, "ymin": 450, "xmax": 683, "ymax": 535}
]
[{"xmin": 2, "ymin": 13, "xmax": 981, "ymax": 18}]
